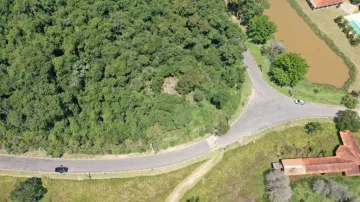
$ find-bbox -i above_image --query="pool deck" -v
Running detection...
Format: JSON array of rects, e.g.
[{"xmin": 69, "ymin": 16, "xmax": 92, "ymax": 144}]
[{"xmin": 345, "ymin": 13, "xmax": 360, "ymax": 35}]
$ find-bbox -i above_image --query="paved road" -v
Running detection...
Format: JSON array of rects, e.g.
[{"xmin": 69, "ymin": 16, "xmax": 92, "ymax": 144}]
[{"xmin": 0, "ymin": 51, "xmax": 344, "ymax": 173}]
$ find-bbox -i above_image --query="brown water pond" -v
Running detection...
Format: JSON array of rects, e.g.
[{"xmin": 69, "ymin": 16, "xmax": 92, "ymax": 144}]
[{"xmin": 264, "ymin": 0, "xmax": 349, "ymax": 88}]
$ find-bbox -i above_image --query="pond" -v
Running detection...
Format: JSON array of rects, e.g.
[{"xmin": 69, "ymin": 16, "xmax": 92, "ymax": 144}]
[{"xmin": 264, "ymin": 0, "xmax": 349, "ymax": 88}]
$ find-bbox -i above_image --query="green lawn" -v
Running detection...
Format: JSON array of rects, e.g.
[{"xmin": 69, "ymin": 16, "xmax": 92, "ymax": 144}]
[
  {"xmin": 247, "ymin": 41, "xmax": 345, "ymax": 105},
  {"xmin": 0, "ymin": 162, "xmax": 202, "ymax": 202},
  {"xmin": 182, "ymin": 122, "xmax": 360, "ymax": 201}
]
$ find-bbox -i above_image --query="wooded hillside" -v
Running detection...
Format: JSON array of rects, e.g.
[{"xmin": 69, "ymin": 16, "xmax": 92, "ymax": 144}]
[{"xmin": 0, "ymin": 0, "xmax": 246, "ymax": 156}]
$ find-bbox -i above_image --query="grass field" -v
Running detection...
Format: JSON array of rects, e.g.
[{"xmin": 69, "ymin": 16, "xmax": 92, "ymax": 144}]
[
  {"xmin": 246, "ymin": 41, "xmax": 345, "ymax": 105},
  {"xmin": 182, "ymin": 122, "xmax": 360, "ymax": 201},
  {"xmin": 293, "ymin": 0, "xmax": 360, "ymax": 91},
  {"xmin": 0, "ymin": 162, "xmax": 202, "ymax": 202}
]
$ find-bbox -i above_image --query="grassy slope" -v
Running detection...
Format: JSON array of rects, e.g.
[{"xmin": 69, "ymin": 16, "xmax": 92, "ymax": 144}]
[
  {"xmin": 246, "ymin": 41, "xmax": 345, "ymax": 105},
  {"xmin": 182, "ymin": 122, "xmax": 360, "ymax": 201},
  {"xmin": 293, "ymin": 0, "xmax": 360, "ymax": 91},
  {"xmin": 0, "ymin": 162, "xmax": 202, "ymax": 202}
]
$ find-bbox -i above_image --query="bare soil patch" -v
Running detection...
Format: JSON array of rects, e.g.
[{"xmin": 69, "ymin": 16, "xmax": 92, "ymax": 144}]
[{"xmin": 162, "ymin": 77, "xmax": 179, "ymax": 95}]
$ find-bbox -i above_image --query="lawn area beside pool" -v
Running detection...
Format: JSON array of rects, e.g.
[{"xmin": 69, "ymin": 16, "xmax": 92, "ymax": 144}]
[
  {"xmin": 293, "ymin": 0, "xmax": 360, "ymax": 91},
  {"xmin": 246, "ymin": 41, "xmax": 345, "ymax": 105},
  {"xmin": 182, "ymin": 122, "xmax": 360, "ymax": 201},
  {"xmin": 0, "ymin": 162, "xmax": 202, "ymax": 202}
]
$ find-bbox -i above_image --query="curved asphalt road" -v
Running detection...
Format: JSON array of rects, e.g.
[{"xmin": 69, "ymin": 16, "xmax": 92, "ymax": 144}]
[{"xmin": 0, "ymin": 51, "xmax": 345, "ymax": 173}]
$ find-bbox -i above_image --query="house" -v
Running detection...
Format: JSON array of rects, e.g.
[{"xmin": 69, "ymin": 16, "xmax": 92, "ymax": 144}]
[
  {"xmin": 272, "ymin": 130, "xmax": 360, "ymax": 176},
  {"xmin": 306, "ymin": 0, "xmax": 345, "ymax": 10}
]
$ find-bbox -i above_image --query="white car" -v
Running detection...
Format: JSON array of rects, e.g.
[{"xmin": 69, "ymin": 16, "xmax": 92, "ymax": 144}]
[{"xmin": 294, "ymin": 99, "xmax": 305, "ymax": 105}]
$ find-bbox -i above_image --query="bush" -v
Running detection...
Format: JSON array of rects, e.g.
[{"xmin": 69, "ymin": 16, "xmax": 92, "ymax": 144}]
[
  {"xmin": 334, "ymin": 16, "xmax": 344, "ymax": 24},
  {"xmin": 341, "ymin": 94, "xmax": 359, "ymax": 109},
  {"xmin": 186, "ymin": 196, "xmax": 201, "ymax": 202},
  {"xmin": 350, "ymin": 37, "xmax": 360, "ymax": 46},
  {"xmin": 10, "ymin": 177, "xmax": 47, "ymax": 202},
  {"xmin": 334, "ymin": 110, "xmax": 360, "ymax": 132},
  {"xmin": 305, "ymin": 122, "xmax": 323, "ymax": 134},
  {"xmin": 265, "ymin": 171, "xmax": 293, "ymax": 202},
  {"xmin": 312, "ymin": 179, "xmax": 354, "ymax": 201}
]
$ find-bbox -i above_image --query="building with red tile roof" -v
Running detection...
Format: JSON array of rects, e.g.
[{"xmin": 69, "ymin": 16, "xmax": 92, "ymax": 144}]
[
  {"xmin": 307, "ymin": 0, "xmax": 345, "ymax": 10},
  {"xmin": 273, "ymin": 130, "xmax": 360, "ymax": 176}
]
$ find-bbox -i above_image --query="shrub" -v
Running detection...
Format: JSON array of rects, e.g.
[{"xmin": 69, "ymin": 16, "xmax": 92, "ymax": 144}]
[
  {"xmin": 186, "ymin": 196, "xmax": 201, "ymax": 202},
  {"xmin": 265, "ymin": 171, "xmax": 293, "ymax": 202},
  {"xmin": 350, "ymin": 37, "xmax": 360, "ymax": 46},
  {"xmin": 334, "ymin": 110, "xmax": 360, "ymax": 132},
  {"xmin": 305, "ymin": 122, "xmax": 323, "ymax": 134},
  {"xmin": 334, "ymin": 16, "xmax": 344, "ymax": 24},
  {"xmin": 10, "ymin": 177, "xmax": 47, "ymax": 202},
  {"xmin": 341, "ymin": 94, "xmax": 359, "ymax": 109},
  {"xmin": 312, "ymin": 179, "xmax": 354, "ymax": 201}
]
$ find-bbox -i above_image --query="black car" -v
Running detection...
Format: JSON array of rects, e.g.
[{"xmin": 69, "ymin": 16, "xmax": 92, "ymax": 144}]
[{"xmin": 55, "ymin": 166, "xmax": 68, "ymax": 173}]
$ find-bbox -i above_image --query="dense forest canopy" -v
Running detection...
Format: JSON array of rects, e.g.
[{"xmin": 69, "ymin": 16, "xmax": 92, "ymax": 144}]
[{"xmin": 0, "ymin": 0, "xmax": 247, "ymax": 156}]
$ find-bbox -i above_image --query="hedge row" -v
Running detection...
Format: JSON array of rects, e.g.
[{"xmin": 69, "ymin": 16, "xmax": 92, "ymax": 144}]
[{"xmin": 287, "ymin": 0, "xmax": 357, "ymax": 91}]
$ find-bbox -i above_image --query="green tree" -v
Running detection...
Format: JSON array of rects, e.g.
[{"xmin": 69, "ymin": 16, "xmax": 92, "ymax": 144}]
[
  {"xmin": 341, "ymin": 94, "xmax": 359, "ymax": 109},
  {"xmin": 247, "ymin": 14, "xmax": 277, "ymax": 44},
  {"xmin": 0, "ymin": 0, "xmax": 247, "ymax": 155},
  {"xmin": 228, "ymin": 0, "xmax": 270, "ymax": 24},
  {"xmin": 269, "ymin": 53, "xmax": 309, "ymax": 87},
  {"xmin": 305, "ymin": 122, "xmax": 323, "ymax": 134},
  {"xmin": 10, "ymin": 177, "xmax": 47, "ymax": 202},
  {"xmin": 216, "ymin": 120, "xmax": 230, "ymax": 136},
  {"xmin": 176, "ymin": 66, "xmax": 203, "ymax": 94},
  {"xmin": 211, "ymin": 91, "xmax": 230, "ymax": 109},
  {"xmin": 335, "ymin": 110, "xmax": 360, "ymax": 132}
]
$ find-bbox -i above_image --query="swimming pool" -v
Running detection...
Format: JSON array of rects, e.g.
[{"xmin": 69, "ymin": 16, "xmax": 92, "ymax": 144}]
[
  {"xmin": 349, "ymin": 20, "xmax": 360, "ymax": 35},
  {"xmin": 345, "ymin": 13, "xmax": 360, "ymax": 35}
]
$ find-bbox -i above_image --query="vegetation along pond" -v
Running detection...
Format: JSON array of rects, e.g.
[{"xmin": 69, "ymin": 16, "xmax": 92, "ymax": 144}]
[{"xmin": 265, "ymin": 0, "xmax": 349, "ymax": 88}]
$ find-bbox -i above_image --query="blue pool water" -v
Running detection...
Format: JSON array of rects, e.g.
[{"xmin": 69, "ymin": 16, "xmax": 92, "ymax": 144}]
[{"xmin": 349, "ymin": 20, "xmax": 360, "ymax": 35}]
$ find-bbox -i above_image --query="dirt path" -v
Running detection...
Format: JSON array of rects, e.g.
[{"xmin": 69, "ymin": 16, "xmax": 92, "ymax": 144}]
[{"xmin": 165, "ymin": 150, "xmax": 224, "ymax": 202}]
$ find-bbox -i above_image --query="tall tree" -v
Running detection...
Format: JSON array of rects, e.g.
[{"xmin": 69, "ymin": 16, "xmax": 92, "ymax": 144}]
[
  {"xmin": 335, "ymin": 110, "xmax": 360, "ymax": 132},
  {"xmin": 269, "ymin": 53, "xmax": 309, "ymax": 87},
  {"xmin": 10, "ymin": 177, "xmax": 47, "ymax": 202},
  {"xmin": 228, "ymin": 0, "xmax": 270, "ymax": 24},
  {"xmin": 247, "ymin": 14, "xmax": 277, "ymax": 44}
]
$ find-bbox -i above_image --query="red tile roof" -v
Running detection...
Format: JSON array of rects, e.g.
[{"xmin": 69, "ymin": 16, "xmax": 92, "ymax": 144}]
[
  {"xmin": 309, "ymin": 0, "xmax": 345, "ymax": 8},
  {"xmin": 281, "ymin": 130, "xmax": 360, "ymax": 176}
]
